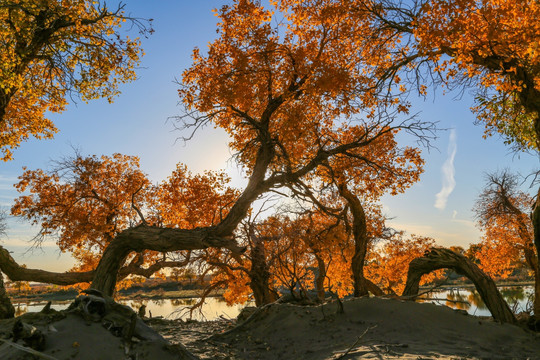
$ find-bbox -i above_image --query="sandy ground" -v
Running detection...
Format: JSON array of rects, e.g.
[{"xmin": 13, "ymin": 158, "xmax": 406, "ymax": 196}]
[
  {"xmin": 1, "ymin": 296, "xmax": 540, "ymax": 359},
  {"xmin": 151, "ymin": 297, "xmax": 540, "ymax": 360},
  {"xmin": 0, "ymin": 295, "xmax": 196, "ymax": 360}
]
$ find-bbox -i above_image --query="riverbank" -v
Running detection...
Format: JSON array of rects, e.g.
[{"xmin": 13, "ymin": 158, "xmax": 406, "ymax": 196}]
[
  {"xmin": 149, "ymin": 297, "xmax": 540, "ymax": 359},
  {"xmin": 9, "ymin": 288, "xmax": 225, "ymax": 303},
  {"xmin": 419, "ymin": 281, "xmax": 535, "ymax": 291},
  {"xmin": 4, "ymin": 292, "xmax": 540, "ymax": 359},
  {"xmin": 3, "ymin": 296, "xmax": 539, "ymax": 359}
]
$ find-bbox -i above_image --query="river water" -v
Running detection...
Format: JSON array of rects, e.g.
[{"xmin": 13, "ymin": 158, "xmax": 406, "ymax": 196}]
[
  {"xmin": 13, "ymin": 296, "xmax": 248, "ymax": 321},
  {"xmin": 419, "ymin": 286, "xmax": 534, "ymax": 317},
  {"xmin": 12, "ymin": 286, "xmax": 534, "ymax": 320}
]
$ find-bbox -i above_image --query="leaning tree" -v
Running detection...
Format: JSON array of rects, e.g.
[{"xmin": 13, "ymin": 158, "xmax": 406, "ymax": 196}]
[
  {"xmin": 279, "ymin": 0, "xmax": 540, "ymax": 317},
  {"xmin": 85, "ymin": 0, "xmax": 435, "ymax": 296},
  {"xmin": 8, "ymin": 154, "xmax": 238, "ymax": 286},
  {"xmin": 2, "ymin": 0, "xmax": 436, "ymax": 305}
]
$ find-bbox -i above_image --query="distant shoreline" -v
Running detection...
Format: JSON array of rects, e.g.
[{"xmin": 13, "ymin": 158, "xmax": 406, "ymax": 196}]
[
  {"xmin": 419, "ymin": 281, "xmax": 534, "ymax": 290},
  {"xmin": 8, "ymin": 281, "xmax": 533, "ymax": 304},
  {"xmin": 9, "ymin": 288, "xmax": 226, "ymax": 303}
]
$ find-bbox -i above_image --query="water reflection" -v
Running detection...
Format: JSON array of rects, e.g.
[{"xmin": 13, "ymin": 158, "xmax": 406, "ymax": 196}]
[
  {"xmin": 121, "ymin": 297, "xmax": 248, "ymax": 321},
  {"xmin": 445, "ymin": 289, "xmax": 470, "ymax": 311},
  {"xmin": 170, "ymin": 298, "xmax": 197, "ymax": 307},
  {"xmin": 14, "ymin": 301, "xmax": 71, "ymax": 316},
  {"xmin": 11, "ymin": 286, "xmax": 534, "ymax": 319},
  {"xmin": 420, "ymin": 286, "xmax": 533, "ymax": 316},
  {"xmin": 12, "ymin": 297, "xmax": 248, "ymax": 321}
]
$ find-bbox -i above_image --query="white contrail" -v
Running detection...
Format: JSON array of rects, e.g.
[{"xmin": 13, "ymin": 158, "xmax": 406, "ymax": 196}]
[{"xmin": 435, "ymin": 129, "xmax": 457, "ymax": 210}]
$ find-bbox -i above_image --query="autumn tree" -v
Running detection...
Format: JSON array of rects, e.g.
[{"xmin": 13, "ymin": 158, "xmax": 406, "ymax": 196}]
[
  {"xmin": 206, "ymin": 213, "xmax": 320, "ymax": 307},
  {"xmin": 150, "ymin": 163, "xmax": 240, "ymax": 230},
  {"xmin": 302, "ymin": 211, "xmax": 351, "ymax": 301},
  {"xmin": 84, "ymin": 0, "xmax": 433, "ymax": 296},
  {"xmin": 210, "ymin": 207, "xmax": 438, "ymax": 305},
  {"xmin": 212, "ymin": 212, "xmax": 352, "ymax": 305},
  {"xmin": 365, "ymin": 233, "xmax": 442, "ymax": 295},
  {"xmin": 473, "ymin": 170, "xmax": 539, "ymax": 314},
  {"xmin": 0, "ymin": 0, "xmax": 150, "ymax": 160},
  {"xmin": 9, "ymin": 153, "xmax": 239, "ymax": 291},
  {"xmin": 209, "ymin": 202, "xmax": 387, "ymax": 305},
  {"xmin": 207, "ymin": 216, "xmax": 287, "ymax": 307},
  {"xmin": 309, "ymin": 129, "xmax": 424, "ymax": 296},
  {"xmin": 359, "ymin": 0, "xmax": 540, "ymax": 313},
  {"xmin": 279, "ymin": 0, "xmax": 540, "ymax": 318},
  {"xmin": 12, "ymin": 153, "xmax": 153, "ymax": 275}
]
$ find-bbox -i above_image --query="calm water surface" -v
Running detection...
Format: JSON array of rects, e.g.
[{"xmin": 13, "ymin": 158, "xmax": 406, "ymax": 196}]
[
  {"xmin": 13, "ymin": 297, "xmax": 247, "ymax": 321},
  {"xmin": 419, "ymin": 286, "xmax": 534, "ymax": 316},
  {"xmin": 12, "ymin": 286, "xmax": 534, "ymax": 320}
]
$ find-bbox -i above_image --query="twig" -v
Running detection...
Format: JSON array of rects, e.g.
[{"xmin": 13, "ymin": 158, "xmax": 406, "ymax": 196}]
[
  {"xmin": 399, "ymin": 274, "xmax": 451, "ymax": 300},
  {"xmin": 335, "ymin": 325, "xmax": 377, "ymax": 359},
  {"xmin": 0, "ymin": 338, "xmax": 59, "ymax": 360},
  {"xmin": 330, "ymin": 290, "xmax": 344, "ymax": 314}
]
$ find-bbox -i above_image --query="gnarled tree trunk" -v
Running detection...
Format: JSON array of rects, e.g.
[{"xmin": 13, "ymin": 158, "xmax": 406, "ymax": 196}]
[
  {"xmin": 532, "ymin": 191, "xmax": 540, "ymax": 316},
  {"xmin": 91, "ymin": 143, "xmax": 275, "ymax": 296},
  {"xmin": 338, "ymin": 182, "xmax": 369, "ymax": 297},
  {"xmin": 363, "ymin": 277, "xmax": 384, "ymax": 297},
  {"xmin": 313, "ymin": 252, "xmax": 327, "ymax": 302},
  {"xmin": 523, "ymin": 246, "xmax": 540, "ymax": 317},
  {"xmin": 90, "ymin": 226, "xmax": 244, "ymax": 296},
  {"xmin": 0, "ymin": 272, "xmax": 15, "ymax": 319},
  {"xmin": 0, "ymin": 245, "xmax": 187, "ymax": 296},
  {"xmin": 248, "ymin": 236, "xmax": 277, "ymax": 306},
  {"xmin": 402, "ymin": 248, "xmax": 516, "ymax": 324}
]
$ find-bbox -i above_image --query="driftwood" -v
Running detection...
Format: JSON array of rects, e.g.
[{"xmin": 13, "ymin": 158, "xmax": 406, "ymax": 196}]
[{"xmin": 402, "ymin": 248, "xmax": 516, "ymax": 324}]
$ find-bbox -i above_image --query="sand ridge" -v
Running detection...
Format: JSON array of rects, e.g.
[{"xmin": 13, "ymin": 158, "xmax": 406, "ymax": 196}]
[{"xmin": 210, "ymin": 297, "xmax": 540, "ymax": 359}]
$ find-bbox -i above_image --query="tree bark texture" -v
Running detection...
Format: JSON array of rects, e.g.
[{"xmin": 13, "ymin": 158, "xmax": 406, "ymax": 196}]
[
  {"xmin": 248, "ymin": 236, "xmax": 276, "ymax": 306},
  {"xmin": 91, "ymin": 225, "xmax": 244, "ymax": 296},
  {"xmin": 91, "ymin": 140, "xmax": 276, "ymax": 296},
  {"xmin": 363, "ymin": 277, "xmax": 384, "ymax": 297},
  {"xmin": 0, "ymin": 245, "xmax": 94, "ymax": 285},
  {"xmin": 523, "ymin": 245, "xmax": 540, "ymax": 317},
  {"xmin": 314, "ymin": 253, "xmax": 327, "ymax": 302},
  {"xmin": 402, "ymin": 248, "xmax": 516, "ymax": 324},
  {"xmin": 338, "ymin": 182, "xmax": 369, "ymax": 297},
  {"xmin": 0, "ymin": 272, "xmax": 15, "ymax": 319},
  {"xmin": 0, "ymin": 245, "xmax": 186, "ymax": 289},
  {"xmin": 532, "ymin": 190, "xmax": 540, "ymax": 317}
]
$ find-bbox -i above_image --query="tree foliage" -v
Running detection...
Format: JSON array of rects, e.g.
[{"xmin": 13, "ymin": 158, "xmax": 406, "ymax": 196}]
[
  {"xmin": 473, "ymin": 171, "xmax": 537, "ymax": 278},
  {"xmin": 208, "ymin": 207, "xmax": 444, "ymax": 304},
  {"xmin": 473, "ymin": 170, "xmax": 540, "ymax": 315},
  {"xmin": 12, "ymin": 153, "xmax": 151, "ymax": 270},
  {"xmin": 11, "ymin": 153, "xmax": 239, "ymax": 289},
  {"xmin": 0, "ymin": 0, "xmax": 149, "ymax": 160},
  {"xmin": 412, "ymin": 0, "xmax": 540, "ymax": 151},
  {"xmin": 365, "ymin": 233, "xmax": 442, "ymax": 295},
  {"xmin": 10, "ymin": 0, "xmax": 438, "ymax": 297}
]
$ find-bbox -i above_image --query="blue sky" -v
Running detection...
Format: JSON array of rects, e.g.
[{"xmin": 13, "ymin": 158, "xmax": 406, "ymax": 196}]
[{"xmin": 1, "ymin": 1, "xmax": 538, "ymax": 272}]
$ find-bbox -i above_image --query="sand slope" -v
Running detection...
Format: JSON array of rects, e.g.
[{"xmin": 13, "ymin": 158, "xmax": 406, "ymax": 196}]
[
  {"xmin": 1, "ymin": 297, "xmax": 539, "ymax": 359},
  {"xmin": 214, "ymin": 297, "xmax": 540, "ymax": 359},
  {"xmin": 0, "ymin": 304, "xmax": 196, "ymax": 359}
]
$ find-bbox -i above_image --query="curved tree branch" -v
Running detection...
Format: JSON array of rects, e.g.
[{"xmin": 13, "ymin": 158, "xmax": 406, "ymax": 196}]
[{"xmin": 402, "ymin": 247, "xmax": 516, "ymax": 324}]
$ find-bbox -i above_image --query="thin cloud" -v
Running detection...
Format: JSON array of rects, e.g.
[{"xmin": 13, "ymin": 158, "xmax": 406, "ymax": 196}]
[{"xmin": 435, "ymin": 129, "xmax": 457, "ymax": 210}]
